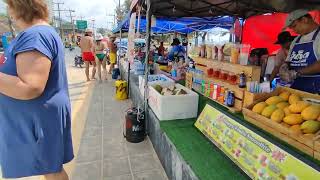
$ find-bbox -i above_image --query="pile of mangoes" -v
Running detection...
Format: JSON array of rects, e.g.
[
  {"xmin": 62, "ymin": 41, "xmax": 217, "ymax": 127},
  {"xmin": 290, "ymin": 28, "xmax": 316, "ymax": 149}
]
[{"xmin": 252, "ymin": 91, "xmax": 320, "ymax": 134}]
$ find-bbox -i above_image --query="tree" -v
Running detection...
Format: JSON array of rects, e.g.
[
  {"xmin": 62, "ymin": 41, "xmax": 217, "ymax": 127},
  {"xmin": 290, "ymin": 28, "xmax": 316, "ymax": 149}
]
[{"xmin": 116, "ymin": 0, "xmax": 131, "ymax": 25}]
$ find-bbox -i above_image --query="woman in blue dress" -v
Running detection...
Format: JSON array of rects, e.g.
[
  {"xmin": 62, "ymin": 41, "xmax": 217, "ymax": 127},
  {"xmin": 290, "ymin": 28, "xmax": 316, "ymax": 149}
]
[{"xmin": 0, "ymin": 0, "xmax": 73, "ymax": 179}]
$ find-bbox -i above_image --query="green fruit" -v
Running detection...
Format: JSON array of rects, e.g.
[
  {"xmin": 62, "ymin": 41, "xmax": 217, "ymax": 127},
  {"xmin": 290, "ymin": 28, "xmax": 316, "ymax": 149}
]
[
  {"xmin": 300, "ymin": 120, "xmax": 320, "ymax": 134},
  {"xmin": 154, "ymin": 84, "xmax": 163, "ymax": 93}
]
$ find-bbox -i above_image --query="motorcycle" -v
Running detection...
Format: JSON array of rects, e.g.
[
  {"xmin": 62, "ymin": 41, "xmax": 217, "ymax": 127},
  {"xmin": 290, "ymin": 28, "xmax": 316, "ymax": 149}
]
[{"xmin": 74, "ymin": 55, "xmax": 84, "ymax": 68}]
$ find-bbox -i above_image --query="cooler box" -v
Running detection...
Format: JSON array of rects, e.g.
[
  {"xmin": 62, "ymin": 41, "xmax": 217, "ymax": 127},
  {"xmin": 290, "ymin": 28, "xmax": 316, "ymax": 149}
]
[
  {"xmin": 148, "ymin": 83, "xmax": 199, "ymax": 121},
  {"xmin": 138, "ymin": 74, "xmax": 175, "ymax": 96}
]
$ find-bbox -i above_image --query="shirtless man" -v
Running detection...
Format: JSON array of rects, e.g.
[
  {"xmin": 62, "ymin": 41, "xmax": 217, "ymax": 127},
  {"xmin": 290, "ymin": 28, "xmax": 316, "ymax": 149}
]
[
  {"xmin": 108, "ymin": 34, "xmax": 117, "ymax": 74},
  {"xmin": 80, "ymin": 29, "xmax": 96, "ymax": 81}
]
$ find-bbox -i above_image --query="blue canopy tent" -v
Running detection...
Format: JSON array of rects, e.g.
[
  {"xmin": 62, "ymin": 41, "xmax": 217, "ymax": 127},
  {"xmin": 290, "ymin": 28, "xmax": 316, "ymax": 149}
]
[{"xmin": 112, "ymin": 14, "xmax": 235, "ymax": 34}]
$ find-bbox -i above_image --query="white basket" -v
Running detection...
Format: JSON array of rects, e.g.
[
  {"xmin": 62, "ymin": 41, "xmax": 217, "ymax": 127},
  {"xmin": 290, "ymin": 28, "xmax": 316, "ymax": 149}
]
[
  {"xmin": 148, "ymin": 83, "xmax": 199, "ymax": 121},
  {"xmin": 138, "ymin": 74, "xmax": 175, "ymax": 96}
]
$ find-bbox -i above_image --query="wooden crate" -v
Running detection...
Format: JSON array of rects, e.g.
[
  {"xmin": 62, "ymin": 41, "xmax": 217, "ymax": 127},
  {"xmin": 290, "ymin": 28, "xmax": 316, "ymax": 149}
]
[
  {"xmin": 193, "ymin": 57, "xmax": 261, "ymax": 82},
  {"xmin": 243, "ymin": 91, "xmax": 271, "ymax": 108},
  {"xmin": 242, "ymin": 86, "xmax": 320, "ymax": 158},
  {"xmin": 185, "ymin": 72, "xmax": 193, "ymax": 89}
]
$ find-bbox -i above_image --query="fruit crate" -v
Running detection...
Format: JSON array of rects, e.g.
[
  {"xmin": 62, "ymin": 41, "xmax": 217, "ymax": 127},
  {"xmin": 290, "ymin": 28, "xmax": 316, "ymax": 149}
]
[{"xmin": 242, "ymin": 86, "xmax": 320, "ymax": 157}]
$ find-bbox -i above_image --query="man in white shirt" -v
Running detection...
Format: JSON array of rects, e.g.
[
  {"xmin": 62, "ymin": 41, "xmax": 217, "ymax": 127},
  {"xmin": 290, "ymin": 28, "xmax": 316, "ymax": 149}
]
[{"xmin": 281, "ymin": 9, "xmax": 320, "ymax": 93}]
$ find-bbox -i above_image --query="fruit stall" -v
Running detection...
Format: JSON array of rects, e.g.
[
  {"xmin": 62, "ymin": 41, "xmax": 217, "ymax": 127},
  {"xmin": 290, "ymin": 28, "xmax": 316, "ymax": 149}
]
[{"xmin": 118, "ymin": 1, "xmax": 320, "ymax": 180}]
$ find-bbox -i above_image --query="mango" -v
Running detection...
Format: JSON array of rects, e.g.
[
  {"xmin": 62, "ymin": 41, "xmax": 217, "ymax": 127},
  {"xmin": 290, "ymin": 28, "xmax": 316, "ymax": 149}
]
[
  {"xmin": 290, "ymin": 125, "xmax": 302, "ymax": 134},
  {"xmin": 281, "ymin": 122, "xmax": 291, "ymax": 128},
  {"xmin": 300, "ymin": 120, "xmax": 320, "ymax": 134},
  {"xmin": 289, "ymin": 94, "xmax": 301, "ymax": 105},
  {"xmin": 261, "ymin": 105, "xmax": 277, "ymax": 118},
  {"xmin": 288, "ymin": 101, "xmax": 310, "ymax": 113},
  {"xmin": 252, "ymin": 102, "xmax": 268, "ymax": 114},
  {"xmin": 283, "ymin": 107, "xmax": 291, "ymax": 116},
  {"xmin": 279, "ymin": 91, "xmax": 291, "ymax": 101},
  {"xmin": 276, "ymin": 102, "xmax": 289, "ymax": 110},
  {"xmin": 271, "ymin": 109, "xmax": 285, "ymax": 123},
  {"xmin": 283, "ymin": 114, "xmax": 304, "ymax": 125},
  {"xmin": 265, "ymin": 96, "xmax": 285, "ymax": 105},
  {"xmin": 301, "ymin": 105, "xmax": 320, "ymax": 121}
]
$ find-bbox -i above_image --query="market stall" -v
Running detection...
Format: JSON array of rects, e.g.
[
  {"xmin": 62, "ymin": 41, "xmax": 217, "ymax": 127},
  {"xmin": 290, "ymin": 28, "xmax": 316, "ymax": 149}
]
[{"xmin": 118, "ymin": 0, "xmax": 320, "ymax": 179}]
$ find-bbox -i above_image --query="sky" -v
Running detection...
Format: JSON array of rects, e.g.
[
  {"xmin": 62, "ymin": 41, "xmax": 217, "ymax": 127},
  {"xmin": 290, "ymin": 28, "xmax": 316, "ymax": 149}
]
[
  {"xmin": 0, "ymin": 0, "xmax": 121, "ymax": 30},
  {"xmin": 61, "ymin": 0, "xmax": 120, "ymax": 29}
]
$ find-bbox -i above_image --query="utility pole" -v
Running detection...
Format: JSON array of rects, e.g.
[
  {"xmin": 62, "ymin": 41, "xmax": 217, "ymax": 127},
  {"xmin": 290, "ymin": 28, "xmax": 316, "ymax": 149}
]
[
  {"xmin": 66, "ymin": 9, "xmax": 76, "ymax": 42},
  {"xmin": 106, "ymin": 13, "xmax": 116, "ymax": 29},
  {"xmin": 53, "ymin": 2, "xmax": 64, "ymax": 39}
]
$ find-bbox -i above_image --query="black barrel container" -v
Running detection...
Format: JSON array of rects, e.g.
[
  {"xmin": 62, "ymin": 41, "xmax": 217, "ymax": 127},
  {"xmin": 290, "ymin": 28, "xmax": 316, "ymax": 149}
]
[{"xmin": 124, "ymin": 107, "xmax": 145, "ymax": 143}]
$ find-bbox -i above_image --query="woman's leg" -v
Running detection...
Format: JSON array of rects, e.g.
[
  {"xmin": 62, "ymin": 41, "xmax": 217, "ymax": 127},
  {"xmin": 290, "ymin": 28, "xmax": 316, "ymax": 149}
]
[
  {"xmin": 84, "ymin": 61, "xmax": 90, "ymax": 81},
  {"xmin": 91, "ymin": 61, "xmax": 97, "ymax": 80},
  {"xmin": 97, "ymin": 58, "xmax": 102, "ymax": 81},
  {"xmin": 102, "ymin": 58, "xmax": 107, "ymax": 80},
  {"xmin": 109, "ymin": 63, "xmax": 114, "ymax": 74},
  {"xmin": 43, "ymin": 168, "xmax": 69, "ymax": 180}
]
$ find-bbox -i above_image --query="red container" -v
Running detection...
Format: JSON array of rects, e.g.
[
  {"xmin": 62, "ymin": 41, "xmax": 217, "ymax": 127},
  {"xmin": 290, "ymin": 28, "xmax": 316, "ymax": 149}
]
[
  {"xmin": 213, "ymin": 69, "xmax": 220, "ymax": 78},
  {"xmin": 207, "ymin": 68, "xmax": 214, "ymax": 78}
]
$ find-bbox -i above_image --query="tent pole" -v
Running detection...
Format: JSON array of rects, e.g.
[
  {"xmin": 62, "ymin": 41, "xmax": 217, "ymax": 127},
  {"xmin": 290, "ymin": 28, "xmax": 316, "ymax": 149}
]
[{"xmin": 144, "ymin": 0, "xmax": 152, "ymax": 136}]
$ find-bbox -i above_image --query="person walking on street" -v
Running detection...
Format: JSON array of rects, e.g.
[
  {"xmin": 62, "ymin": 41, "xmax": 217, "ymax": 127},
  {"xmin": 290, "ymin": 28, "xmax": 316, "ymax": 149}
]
[
  {"xmin": 80, "ymin": 29, "xmax": 96, "ymax": 81},
  {"xmin": 108, "ymin": 34, "xmax": 117, "ymax": 74},
  {"xmin": 95, "ymin": 33, "xmax": 107, "ymax": 82},
  {"xmin": 0, "ymin": 0, "xmax": 73, "ymax": 179}
]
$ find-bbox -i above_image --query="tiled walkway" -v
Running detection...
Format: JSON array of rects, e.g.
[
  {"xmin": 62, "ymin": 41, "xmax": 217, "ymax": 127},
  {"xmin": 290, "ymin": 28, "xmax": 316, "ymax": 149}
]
[{"xmin": 71, "ymin": 80, "xmax": 168, "ymax": 180}]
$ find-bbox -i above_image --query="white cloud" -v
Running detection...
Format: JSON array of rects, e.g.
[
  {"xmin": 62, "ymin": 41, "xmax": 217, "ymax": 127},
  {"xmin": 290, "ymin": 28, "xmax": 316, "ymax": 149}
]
[{"xmin": 61, "ymin": 0, "xmax": 119, "ymax": 29}]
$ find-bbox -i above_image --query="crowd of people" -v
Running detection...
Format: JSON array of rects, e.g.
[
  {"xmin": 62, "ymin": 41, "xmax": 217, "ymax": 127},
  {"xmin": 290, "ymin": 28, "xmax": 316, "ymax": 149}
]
[{"xmin": 78, "ymin": 29, "xmax": 118, "ymax": 82}]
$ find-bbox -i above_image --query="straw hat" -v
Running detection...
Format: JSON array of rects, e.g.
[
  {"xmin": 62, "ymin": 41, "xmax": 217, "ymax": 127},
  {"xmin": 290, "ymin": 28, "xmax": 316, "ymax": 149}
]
[
  {"xmin": 109, "ymin": 34, "xmax": 116, "ymax": 38},
  {"xmin": 85, "ymin": 28, "xmax": 93, "ymax": 33}
]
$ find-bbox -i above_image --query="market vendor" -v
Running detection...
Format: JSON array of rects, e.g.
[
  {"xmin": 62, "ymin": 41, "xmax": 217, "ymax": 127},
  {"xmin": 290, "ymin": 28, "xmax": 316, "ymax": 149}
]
[
  {"xmin": 280, "ymin": 9, "xmax": 320, "ymax": 93},
  {"xmin": 270, "ymin": 31, "xmax": 296, "ymax": 81},
  {"xmin": 168, "ymin": 38, "xmax": 186, "ymax": 61}
]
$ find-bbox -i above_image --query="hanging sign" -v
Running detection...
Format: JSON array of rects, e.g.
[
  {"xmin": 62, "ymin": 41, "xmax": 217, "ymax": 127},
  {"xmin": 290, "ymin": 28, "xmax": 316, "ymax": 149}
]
[{"xmin": 195, "ymin": 104, "xmax": 320, "ymax": 179}]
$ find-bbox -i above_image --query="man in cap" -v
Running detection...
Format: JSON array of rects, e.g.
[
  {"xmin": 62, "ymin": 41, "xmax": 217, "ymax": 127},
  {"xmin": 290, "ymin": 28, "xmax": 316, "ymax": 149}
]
[
  {"xmin": 270, "ymin": 31, "xmax": 296, "ymax": 80},
  {"xmin": 280, "ymin": 9, "xmax": 320, "ymax": 93},
  {"xmin": 80, "ymin": 28, "xmax": 96, "ymax": 81}
]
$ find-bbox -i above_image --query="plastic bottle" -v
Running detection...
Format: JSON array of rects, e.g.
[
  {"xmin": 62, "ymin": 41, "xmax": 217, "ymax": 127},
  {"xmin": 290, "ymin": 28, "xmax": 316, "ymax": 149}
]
[{"xmin": 239, "ymin": 72, "xmax": 246, "ymax": 88}]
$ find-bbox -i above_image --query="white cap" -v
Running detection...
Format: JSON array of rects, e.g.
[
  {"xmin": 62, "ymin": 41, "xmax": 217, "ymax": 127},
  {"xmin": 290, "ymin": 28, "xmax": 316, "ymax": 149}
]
[
  {"xmin": 95, "ymin": 33, "xmax": 103, "ymax": 41},
  {"xmin": 285, "ymin": 9, "xmax": 309, "ymax": 28}
]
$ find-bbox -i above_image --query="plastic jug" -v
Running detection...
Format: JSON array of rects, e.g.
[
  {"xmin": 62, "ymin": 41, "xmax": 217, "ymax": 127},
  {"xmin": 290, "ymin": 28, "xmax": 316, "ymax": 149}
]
[{"xmin": 239, "ymin": 44, "xmax": 251, "ymax": 65}]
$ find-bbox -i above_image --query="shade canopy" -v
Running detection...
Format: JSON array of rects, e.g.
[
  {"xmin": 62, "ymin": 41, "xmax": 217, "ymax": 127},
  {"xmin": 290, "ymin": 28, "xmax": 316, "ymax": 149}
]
[
  {"xmin": 112, "ymin": 14, "xmax": 235, "ymax": 34},
  {"xmin": 142, "ymin": 0, "xmax": 320, "ymax": 18}
]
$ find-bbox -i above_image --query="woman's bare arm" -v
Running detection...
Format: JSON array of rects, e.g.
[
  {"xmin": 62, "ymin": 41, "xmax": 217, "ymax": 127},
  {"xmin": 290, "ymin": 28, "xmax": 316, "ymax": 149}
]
[{"xmin": 0, "ymin": 51, "xmax": 51, "ymax": 100}]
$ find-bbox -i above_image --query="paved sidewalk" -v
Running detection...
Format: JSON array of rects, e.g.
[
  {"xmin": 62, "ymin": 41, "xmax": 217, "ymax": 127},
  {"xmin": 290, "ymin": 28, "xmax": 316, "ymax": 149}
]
[{"xmin": 71, "ymin": 80, "xmax": 167, "ymax": 180}]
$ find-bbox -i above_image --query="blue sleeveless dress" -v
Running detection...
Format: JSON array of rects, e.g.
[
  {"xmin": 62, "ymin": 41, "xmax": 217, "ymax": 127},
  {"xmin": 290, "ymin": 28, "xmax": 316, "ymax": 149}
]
[{"xmin": 0, "ymin": 25, "xmax": 74, "ymax": 178}]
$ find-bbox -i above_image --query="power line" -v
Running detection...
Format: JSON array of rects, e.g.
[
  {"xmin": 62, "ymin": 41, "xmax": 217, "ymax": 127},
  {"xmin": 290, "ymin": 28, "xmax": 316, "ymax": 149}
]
[
  {"xmin": 53, "ymin": 2, "xmax": 64, "ymax": 38},
  {"xmin": 66, "ymin": 9, "xmax": 76, "ymax": 42}
]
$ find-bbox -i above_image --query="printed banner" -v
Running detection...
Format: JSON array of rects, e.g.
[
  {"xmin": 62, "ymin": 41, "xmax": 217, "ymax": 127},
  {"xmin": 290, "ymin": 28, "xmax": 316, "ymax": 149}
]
[
  {"xmin": 128, "ymin": 12, "xmax": 136, "ymax": 64},
  {"xmin": 195, "ymin": 104, "xmax": 320, "ymax": 180}
]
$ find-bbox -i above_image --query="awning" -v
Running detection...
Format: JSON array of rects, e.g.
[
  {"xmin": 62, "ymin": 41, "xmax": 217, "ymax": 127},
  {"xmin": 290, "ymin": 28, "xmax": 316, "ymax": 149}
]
[
  {"xmin": 112, "ymin": 15, "xmax": 235, "ymax": 34},
  {"xmin": 143, "ymin": 0, "xmax": 320, "ymax": 19}
]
